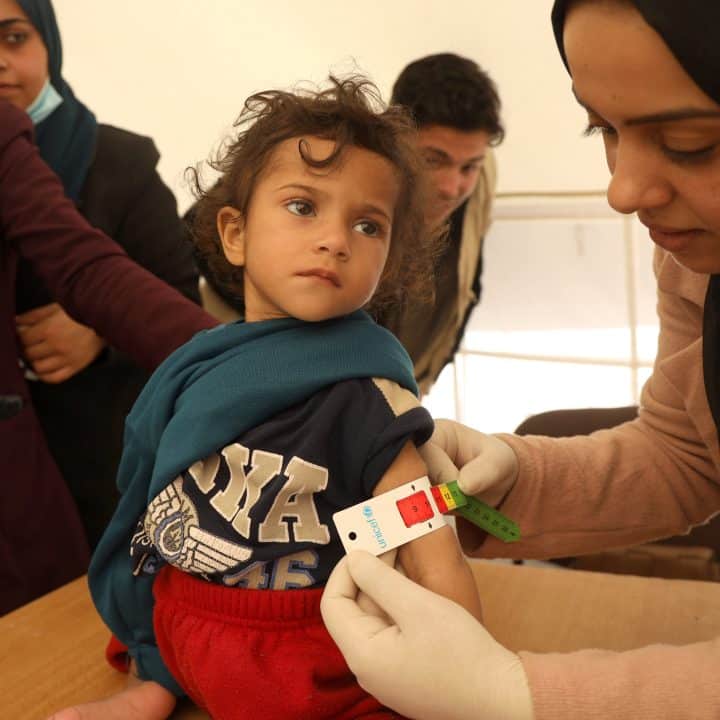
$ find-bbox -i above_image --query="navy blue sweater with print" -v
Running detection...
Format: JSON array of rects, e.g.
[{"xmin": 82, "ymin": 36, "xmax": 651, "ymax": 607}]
[{"xmin": 133, "ymin": 376, "xmax": 432, "ymax": 590}]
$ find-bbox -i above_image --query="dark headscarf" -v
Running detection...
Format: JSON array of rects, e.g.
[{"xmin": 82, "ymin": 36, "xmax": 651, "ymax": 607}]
[
  {"xmin": 551, "ymin": 1, "xmax": 720, "ymax": 106},
  {"xmin": 551, "ymin": 0, "xmax": 720, "ymax": 435},
  {"xmin": 19, "ymin": 0, "xmax": 97, "ymax": 200}
]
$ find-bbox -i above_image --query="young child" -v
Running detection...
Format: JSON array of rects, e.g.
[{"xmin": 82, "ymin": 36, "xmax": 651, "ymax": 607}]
[{"xmin": 85, "ymin": 76, "xmax": 483, "ymax": 720}]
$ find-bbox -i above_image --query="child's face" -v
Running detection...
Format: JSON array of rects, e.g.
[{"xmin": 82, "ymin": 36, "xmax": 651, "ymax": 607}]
[{"xmin": 218, "ymin": 136, "xmax": 399, "ymax": 322}]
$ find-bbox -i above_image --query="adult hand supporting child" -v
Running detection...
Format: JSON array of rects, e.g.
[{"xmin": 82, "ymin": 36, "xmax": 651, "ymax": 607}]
[{"xmin": 321, "ymin": 550, "xmax": 533, "ymax": 720}]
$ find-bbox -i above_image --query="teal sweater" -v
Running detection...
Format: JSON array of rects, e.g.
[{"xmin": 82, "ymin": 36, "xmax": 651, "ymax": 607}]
[{"xmin": 89, "ymin": 311, "xmax": 417, "ymax": 694}]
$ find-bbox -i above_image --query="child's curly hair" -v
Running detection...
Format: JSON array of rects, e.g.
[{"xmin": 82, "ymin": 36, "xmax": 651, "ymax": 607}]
[{"xmin": 187, "ymin": 75, "xmax": 445, "ymax": 317}]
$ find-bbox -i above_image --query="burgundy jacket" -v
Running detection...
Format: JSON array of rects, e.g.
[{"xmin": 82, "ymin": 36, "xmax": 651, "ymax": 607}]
[{"xmin": 0, "ymin": 102, "xmax": 217, "ymax": 614}]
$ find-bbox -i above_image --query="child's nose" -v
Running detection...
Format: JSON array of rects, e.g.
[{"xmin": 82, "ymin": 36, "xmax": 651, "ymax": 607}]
[{"xmin": 316, "ymin": 224, "xmax": 351, "ymax": 259}]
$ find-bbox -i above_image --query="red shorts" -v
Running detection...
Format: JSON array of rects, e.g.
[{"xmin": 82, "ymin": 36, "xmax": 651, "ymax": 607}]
[{"xmin": 153, "ymin": 566, "xmax": 404, "ymax": 719}]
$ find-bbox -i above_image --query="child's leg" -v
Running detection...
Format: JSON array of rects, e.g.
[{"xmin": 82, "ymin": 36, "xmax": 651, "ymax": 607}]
[
  {"xmin": 45, "ymin": 681, "xmax": 176, "ymax": 720},
  {"xmin": 153, "ymin": 566, "xmax": 399, "ymax": 720}
]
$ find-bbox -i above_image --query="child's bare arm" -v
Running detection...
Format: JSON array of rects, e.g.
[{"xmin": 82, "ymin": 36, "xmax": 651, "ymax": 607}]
[{"xmin": 371, "ymin": 441, "xmax": 483, "ymax": 621}]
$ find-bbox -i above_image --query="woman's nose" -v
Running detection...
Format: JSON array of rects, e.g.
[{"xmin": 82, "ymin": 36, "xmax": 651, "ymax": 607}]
[{"xmin": 606, "ymin": 142, "xmax": 673, "ymax": 215}]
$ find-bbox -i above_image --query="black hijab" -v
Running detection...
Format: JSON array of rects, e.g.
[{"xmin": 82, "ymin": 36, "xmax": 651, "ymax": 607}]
[
  {"xmin": 18, "ymin": 0, "xmax": 97, "ymax": 201},
  {"xmin": 551, "ymin": 1, "xmax": 720, "ymax": 107},
  {"xmin": 551, "ymin": 0, "xmax": 720, "ymax": 437}
]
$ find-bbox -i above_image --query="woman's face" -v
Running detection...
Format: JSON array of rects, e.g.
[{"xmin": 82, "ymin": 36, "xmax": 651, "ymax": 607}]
[
  {"xmin": 0, "ymin": 0, "xmax": 47, "ymax": 110},
  {"xmin": 565, "ymin": 1, "xmax": 720, "ymax": 273}
]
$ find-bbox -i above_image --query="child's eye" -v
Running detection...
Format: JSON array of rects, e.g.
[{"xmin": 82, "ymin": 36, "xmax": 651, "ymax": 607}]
[
  {"xmin": 353, "ymin": 220, "xmax": 381, "ymax": 237},
  {"xmin": 285, "ymin": 199, "xmax": 314, "ymax": 217}
]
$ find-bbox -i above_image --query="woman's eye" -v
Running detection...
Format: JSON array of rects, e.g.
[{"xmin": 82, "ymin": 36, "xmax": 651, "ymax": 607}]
[
  {"xmin": 3, "ymin": 31, "xmax": 28, "ymax": 45},
  {"xmin": 583, "ymin": 123, "xmax": 616, "ymax": 138},
  {"xmin": 354, "ymin": 220, "xmax": 381, "ymax": 237},
  {"xmin": 663, "ymin": 144, "xmax": 717, "ymax": 163},
  {"xmin": 285, "ymin": 199, "xmax": 314, "ymax": 217}
]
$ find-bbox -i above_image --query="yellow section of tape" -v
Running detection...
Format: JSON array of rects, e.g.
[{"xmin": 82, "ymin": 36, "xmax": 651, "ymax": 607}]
[{"xmin": 439, "ymin": 485, "xmax": 459, "ymax": 510}]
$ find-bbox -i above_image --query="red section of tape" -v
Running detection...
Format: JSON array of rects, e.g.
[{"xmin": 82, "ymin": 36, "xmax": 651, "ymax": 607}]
[
  {"xmin": 430, "ymin": 486, "xmax": 448, "ymax": 514},
  {"xmin": 396, "ymin": 490, "xmax": 434, "ymax": 527}
]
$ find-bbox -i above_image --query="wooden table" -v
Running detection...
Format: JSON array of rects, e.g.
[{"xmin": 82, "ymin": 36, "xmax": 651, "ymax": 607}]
[{"xmin": 3, "ymin": 561, "xmax": 720, "ymax": 720}]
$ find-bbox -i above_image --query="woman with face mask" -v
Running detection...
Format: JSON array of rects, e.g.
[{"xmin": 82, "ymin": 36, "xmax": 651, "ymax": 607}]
[
  {"xmin": 318, "ymin": 2, "xmax": 720, "ymax": 719},
  {"xmin": 1, "ymin": 0, "xmax": 201, "ymax": 552}
]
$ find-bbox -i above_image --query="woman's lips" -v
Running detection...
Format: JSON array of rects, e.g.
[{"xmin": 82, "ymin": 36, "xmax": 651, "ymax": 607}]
[{"xmin": 647, "ymin": 226, "xmax": 702, "ymax": 254}]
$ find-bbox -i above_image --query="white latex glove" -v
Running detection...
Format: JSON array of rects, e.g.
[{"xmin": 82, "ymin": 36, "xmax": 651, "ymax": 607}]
[
  {"xmin": 321, "ymin": 551, "xmax": 533, "ymax": 720},
  {"xmin": 419, "ymin": 419, "xmax": 519, "ymax": 508}
]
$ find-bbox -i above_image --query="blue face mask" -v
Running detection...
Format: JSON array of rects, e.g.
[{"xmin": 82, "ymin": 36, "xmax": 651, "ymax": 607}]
[{"xmin": 26, "ymin": 78, "xmax": 63, "ymax": 125}]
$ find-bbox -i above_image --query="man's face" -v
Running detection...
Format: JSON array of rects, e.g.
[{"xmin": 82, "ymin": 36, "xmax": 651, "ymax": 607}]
[{"xmin": 417, "ymin": 124, "xmax": 491, "ymax": 225}]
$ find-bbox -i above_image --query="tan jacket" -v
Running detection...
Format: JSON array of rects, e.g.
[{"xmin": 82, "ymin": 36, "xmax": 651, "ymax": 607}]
[
  {"xmin": 383, "ymin": 150, "xmax": 497, "ymax": 395},
  {"xmin": 464, "ymin": 247, "xmax": 720, "ymax": 719}
]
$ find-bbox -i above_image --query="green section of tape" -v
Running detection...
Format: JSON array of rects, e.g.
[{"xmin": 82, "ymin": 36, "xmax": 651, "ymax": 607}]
[
  {"xmin": 443, "ymin": 481, "xmax": 521, "ymax": 543},
  {"xmin": 443, "ymin": 480, "xmax": 468, "ymax": 509}
]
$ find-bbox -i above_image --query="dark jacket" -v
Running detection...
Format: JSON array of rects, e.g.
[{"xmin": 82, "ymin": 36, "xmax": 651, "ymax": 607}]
[
  {"xmin": 16, "ymin": 125, "xmax": 201, "ymax": 550},
  {"xmin": 0, "ymin": 103, "xmax": 216, "ymax": 614}
]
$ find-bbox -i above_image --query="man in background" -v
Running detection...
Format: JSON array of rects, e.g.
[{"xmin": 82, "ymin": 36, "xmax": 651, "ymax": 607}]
[{"xmin": 381, "ymin": 53, "xmax": 504, "ymax": 394}]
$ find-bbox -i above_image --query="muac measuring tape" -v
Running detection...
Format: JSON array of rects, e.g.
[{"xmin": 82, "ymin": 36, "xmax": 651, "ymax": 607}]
[
  {"xmin": 432, "ymin": 480, "xmax": 520, "ymax": 543},
  {"xmin": 333, "ymin": 476, "xmax": 520, "ymax": 556}
]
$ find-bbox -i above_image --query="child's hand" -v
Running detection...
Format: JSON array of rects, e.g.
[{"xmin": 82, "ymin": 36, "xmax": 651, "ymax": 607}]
[{"xmin": 321, "ymin": 550, "xmax": 533, "ymax": 720}]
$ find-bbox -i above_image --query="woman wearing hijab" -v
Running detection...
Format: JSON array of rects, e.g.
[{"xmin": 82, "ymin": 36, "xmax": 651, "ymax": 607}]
[
  {"xmin": 2, "ymin": 0, "xmax": 200, "ymax": 551},
  {"xmin": 320, "ymin": 2, "xmax": 720, "ymax": 720}
]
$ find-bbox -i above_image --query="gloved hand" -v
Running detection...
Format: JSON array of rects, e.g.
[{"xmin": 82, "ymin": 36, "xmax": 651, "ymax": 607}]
[
  {"xmin": 419, "ymin": 419, "xmax": 519, "ymax": 508},
  {"xmin": 321, "ymin": 551, "xmax": 533, "ymax": 720}
]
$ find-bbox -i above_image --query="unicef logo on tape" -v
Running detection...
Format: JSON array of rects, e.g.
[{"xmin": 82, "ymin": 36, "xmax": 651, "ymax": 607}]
[{"xmin": 362, "ymin": 504, "xmax": 387, "ymax": 550}]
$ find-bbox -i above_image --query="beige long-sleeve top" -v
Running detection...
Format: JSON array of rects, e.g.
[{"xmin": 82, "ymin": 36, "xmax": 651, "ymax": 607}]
[{"xmin": 463, "ymin": 248, "xmax": 720, "ymax": 719}]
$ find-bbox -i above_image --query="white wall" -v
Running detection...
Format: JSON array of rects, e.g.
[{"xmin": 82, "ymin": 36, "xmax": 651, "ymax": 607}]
[{"xmin": 52, "ymin": 0, "xmax": 611, "ymax": 212}]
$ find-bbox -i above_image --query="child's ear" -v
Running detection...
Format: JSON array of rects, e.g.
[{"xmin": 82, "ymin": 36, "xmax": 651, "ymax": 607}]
[{"xmin": 217, "ymin": 206, "xmax": 246, "ymax": 267}]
